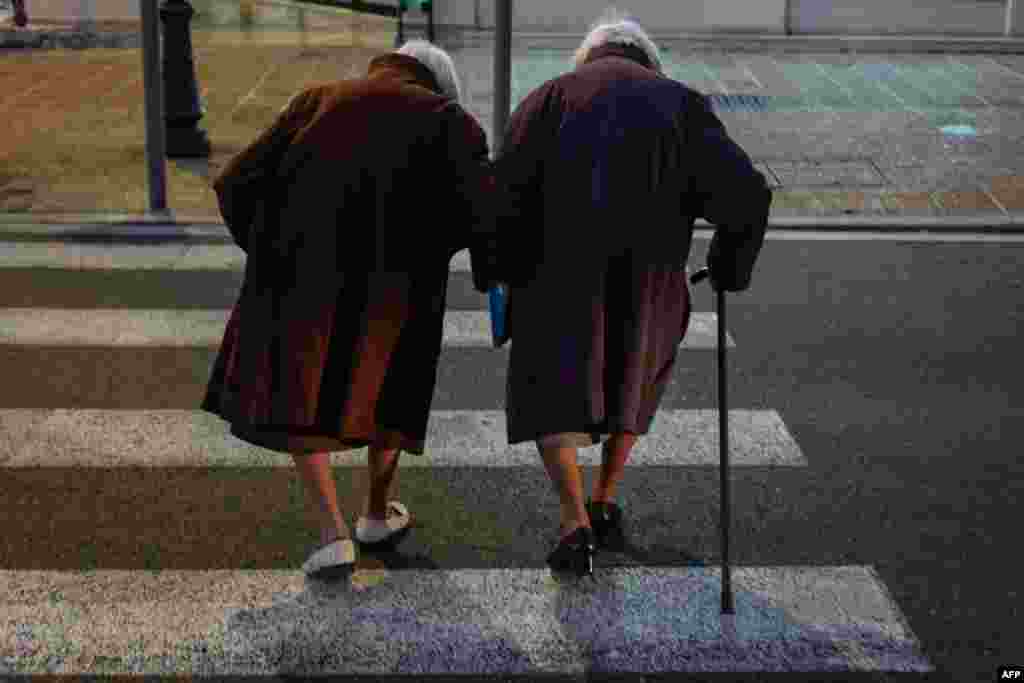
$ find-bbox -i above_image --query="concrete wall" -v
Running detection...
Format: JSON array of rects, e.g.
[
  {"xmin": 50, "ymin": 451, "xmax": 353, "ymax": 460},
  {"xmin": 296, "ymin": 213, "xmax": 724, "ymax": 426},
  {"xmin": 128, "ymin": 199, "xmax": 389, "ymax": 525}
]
[
  {"xmin": 435, "ymin": 0, "xmax": 788, "ymax": 33},
  {"xmin": 22, "ymin": 0, "xmax": 1018, "ymax": 35},
  {"xmin": 790, "ymin": 0, "xmax": 1007, "ymax": 35}
]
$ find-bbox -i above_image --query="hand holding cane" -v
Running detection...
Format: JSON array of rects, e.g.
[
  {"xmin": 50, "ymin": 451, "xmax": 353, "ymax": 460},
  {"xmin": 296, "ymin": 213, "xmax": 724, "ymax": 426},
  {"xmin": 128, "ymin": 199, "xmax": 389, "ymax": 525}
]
[{"xmin": 690, "ymin": 266, "xmax": 734, "ymax": 615}]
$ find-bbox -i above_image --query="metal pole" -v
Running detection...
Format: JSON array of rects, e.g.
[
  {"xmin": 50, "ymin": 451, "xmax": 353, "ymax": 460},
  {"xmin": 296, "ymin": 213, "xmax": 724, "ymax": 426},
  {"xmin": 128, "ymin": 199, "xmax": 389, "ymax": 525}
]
[
  {"xmin": 717, "ymin": 285, "xmax": 734, "ymax": 615},
  {"xmin": 396, "ymin": 0, "xmax": 403, "ymax": 47},
  {"xmin": 1008, "ymin": 0, "xmax": 1022, "ymax": 37},
  {"xmin": 140, "ymin": 0, "xmax": 168, "ymax": 212},
  {"xmin": 492, "ymin": 0, "xmax": 511, "ymax": 158}
]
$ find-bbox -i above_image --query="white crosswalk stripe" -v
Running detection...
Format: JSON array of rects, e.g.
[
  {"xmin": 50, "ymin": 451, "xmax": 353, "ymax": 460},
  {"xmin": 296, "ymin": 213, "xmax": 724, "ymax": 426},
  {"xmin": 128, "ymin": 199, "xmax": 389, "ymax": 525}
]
[
  {"xmin": 0, "ymin": 309, "xmax": 734, "ymax": 348},
  {"xmin": 0, "ymin": 409, "xmax": 805, "ymax": 468},
  {"xmin": 0, "ymin": 237, "xmax": 934, "ymax": 675},
  {"xmin": 0, "ymin": 567, "xmax": 932, "ymax": 675}
]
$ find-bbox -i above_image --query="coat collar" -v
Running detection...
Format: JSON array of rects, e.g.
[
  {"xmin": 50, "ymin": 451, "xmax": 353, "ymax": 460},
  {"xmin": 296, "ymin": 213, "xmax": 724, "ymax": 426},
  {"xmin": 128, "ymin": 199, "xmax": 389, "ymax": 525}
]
[
  {"xmin": 367, "ymin": 53, "xmax": 444, "ymax": 95},
  {"xmin": 583, "ymin": 42, "xmax": 655, "ymax": 71}
]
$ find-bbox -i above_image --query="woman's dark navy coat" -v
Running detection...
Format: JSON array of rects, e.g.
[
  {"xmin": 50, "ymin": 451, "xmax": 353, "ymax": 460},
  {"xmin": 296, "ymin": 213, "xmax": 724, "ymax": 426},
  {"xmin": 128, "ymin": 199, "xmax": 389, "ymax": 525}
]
[{"xmin": 494, "ymin": 43, "xmax": 772, "ymax": 445}]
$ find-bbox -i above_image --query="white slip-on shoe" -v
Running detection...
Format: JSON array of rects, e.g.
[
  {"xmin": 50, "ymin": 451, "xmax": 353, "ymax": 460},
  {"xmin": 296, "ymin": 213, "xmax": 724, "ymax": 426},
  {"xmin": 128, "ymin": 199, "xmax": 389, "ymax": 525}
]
[
  {"xmin": 301, "ymin": 538, "xmax": 356, "ymax": 580},
  {"xmin": 355, "ymin": 500, "xmax": 412, "ymax": 548}
]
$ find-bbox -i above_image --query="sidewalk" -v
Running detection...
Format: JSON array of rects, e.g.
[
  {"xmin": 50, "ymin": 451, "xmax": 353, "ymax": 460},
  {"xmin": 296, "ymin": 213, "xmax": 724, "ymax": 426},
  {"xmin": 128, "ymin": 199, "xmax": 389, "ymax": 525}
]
[{"xmin": 4, "ymin": 0, "xmax": 1024, "ymax": 231}]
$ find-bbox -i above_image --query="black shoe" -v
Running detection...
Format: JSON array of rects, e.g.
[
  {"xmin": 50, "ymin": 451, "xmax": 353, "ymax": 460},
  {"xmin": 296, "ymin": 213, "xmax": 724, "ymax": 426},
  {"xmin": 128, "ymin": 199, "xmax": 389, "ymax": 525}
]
[
  {"xmin": 586, "ymin": 499, "xmax": 625, "ymax": 551},
  {"xmin": 546, "ymin": 526, "xmax": 596, "ymax": 578}
]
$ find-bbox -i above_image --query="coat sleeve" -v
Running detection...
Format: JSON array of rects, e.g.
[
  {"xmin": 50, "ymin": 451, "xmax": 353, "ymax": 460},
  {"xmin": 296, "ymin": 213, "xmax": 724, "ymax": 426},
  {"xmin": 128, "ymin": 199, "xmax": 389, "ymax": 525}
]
[
  {"xmin": 687, "ymin": 93, "xmax": 772, "ymax": 292},
  {"xmin": 492, "ymin": 83, "xmax": 561, "ymax": 287},
  {"xmin": 212, "ymin": 87, "xmax": 321, "ymax": 253},
  {"xmin": 442, "ymin": 102, "xmax": 498, "ymax": 293}
]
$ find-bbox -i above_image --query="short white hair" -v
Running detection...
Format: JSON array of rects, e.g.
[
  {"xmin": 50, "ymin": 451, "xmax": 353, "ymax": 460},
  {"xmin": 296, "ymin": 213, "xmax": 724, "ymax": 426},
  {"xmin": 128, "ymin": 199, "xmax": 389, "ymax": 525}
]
[
  {"xmin": 396, "ymin": 40, "xmax": 464, "ymax": 104},
  {"xmin": 572, "ymin": 7, "xmax": 662, "ymax": 73}
]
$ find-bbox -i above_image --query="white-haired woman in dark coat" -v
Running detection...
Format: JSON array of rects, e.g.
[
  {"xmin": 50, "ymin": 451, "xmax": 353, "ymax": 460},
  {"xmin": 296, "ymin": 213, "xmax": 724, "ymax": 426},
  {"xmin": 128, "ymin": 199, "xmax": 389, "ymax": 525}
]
[
  {"xmin": 204, "ymin": 40, "xmax": 496, "ymax": 580},
  {"xmin": 493, "ymin": 10, "xmax": 771, "ymax": 577}
]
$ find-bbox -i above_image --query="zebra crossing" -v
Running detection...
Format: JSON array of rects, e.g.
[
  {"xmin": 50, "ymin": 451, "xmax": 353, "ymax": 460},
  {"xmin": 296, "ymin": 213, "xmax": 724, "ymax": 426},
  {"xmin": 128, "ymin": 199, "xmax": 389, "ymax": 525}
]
[{"xmin": 0, "ymin": 237, "xmax": 934, "ymax": 676}]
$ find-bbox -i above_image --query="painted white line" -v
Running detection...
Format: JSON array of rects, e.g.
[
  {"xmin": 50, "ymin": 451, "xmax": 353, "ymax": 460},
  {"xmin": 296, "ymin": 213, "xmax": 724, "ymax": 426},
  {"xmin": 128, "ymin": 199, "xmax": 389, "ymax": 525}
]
[
  {"xmin": 983, "ymin": 188, "xmax": 1010, "ymax": 216},
  {"xmin": 699, "ymin": 60, "xmax": 729, "ymax": 94},
  {"xmin": 0, "ymin": 409, "xmax": 803, "ymax": 467},
  {"xmin": 847, "ymin": 58, "xmax": 923, "ymax": 117},
  {"xmin": 0, "ymin": 567, "xmax": 932, "ymax": 674},
  {"xmin": 0, "ymin": 310, "xmax": 733, "ymax": 349},
  {"xmin": 948, "ymin": 54, "xmax": 1017, "ymax": 95},
  {"xmin": 812, "ymin": 61, "xmax": 855, "ymax": 100},
  {"xmin": 739, "ymin": 59, "xmax": 764, "ymax": 90},
  {"xmin": 0, "ymin": 69, "xmax": 82, "ymax": 112},
  {"xmin": 889, "ymin": 60, "xmax": 989, "ymax": 110},
  {"xmin": 227, "ymin": 61, "xmax": 285, "ymax": 121},
  {"xmin": 766, "ymin": 55, "xmax": 834, "ymax": 115},
  {"xmin": 888, "ymin": 61, "xmax": 940, "ymax": 104},
  {"xmin": 983, "ymin": 55, "xmax": 1024, "ymax": 83},
  {"xmin": 935, "ymin": 56, "xmax": 993, "ymax": 107}
]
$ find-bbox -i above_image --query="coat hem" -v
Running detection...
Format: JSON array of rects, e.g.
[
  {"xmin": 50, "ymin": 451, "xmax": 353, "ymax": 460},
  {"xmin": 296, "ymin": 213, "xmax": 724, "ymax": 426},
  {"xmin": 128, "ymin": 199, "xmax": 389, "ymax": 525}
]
[
  {"xmin": 198, "ymin": 403, "xmax": 426, "ymax": 456},
  {"xmin": 507, "ymin": 424, "xmax": 647, "ymax": 447}
]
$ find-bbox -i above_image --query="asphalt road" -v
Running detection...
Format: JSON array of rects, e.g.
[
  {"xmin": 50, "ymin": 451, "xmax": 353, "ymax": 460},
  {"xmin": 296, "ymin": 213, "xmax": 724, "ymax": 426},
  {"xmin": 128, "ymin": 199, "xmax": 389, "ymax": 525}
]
[{"xmin": 0, "ymin": 234, "xmax": 1021, "ymax": 682}]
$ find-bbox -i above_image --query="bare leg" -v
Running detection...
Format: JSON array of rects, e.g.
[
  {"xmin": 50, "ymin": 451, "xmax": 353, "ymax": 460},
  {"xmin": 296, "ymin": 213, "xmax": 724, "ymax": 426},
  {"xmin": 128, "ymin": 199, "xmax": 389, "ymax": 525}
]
[
  {"xmin": 292, "ymin": 451, "xmax": 350, "ymax": 547},
  {"xmin": 591, "ymin": 433, "xmax": 639, "ymax": 504},
  {"xmin": 537, "ymin": 442, "xmax": 591, "ymax": 539},
  {"xmin": 366, "ymin": 430, "xmax": 402, "ymax": 520}
]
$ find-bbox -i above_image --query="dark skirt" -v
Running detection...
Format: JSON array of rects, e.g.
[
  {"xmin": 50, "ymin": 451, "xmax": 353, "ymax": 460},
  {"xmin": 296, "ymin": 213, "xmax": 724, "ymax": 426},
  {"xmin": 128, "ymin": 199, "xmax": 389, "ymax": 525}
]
[{"xmin": 505, "ymin": 251, "xmax": 691, "ymax": 446}]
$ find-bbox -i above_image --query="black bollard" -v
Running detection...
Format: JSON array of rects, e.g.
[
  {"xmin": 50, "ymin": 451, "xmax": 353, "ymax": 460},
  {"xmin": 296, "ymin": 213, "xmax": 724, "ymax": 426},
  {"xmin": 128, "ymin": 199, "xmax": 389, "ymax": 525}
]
[
  {"xmin": 12, "ymin": 0, "xmax": 27, "ymax": 27},
  {"xmin": 160, "ymin": 0, "xmax": 210, "ymax": 157}
]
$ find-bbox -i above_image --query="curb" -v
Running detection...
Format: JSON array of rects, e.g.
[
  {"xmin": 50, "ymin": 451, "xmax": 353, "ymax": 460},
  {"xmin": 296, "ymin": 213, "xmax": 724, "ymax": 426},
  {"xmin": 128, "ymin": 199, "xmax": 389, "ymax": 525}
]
[
  {"xmin": 437, "ymin": 28, "xmax": 1024, "ymax": 54},
  {"xmin": 1, "ymin": 214, "xmax": 1023, "ymax": 243},
  {"xmin": 0, "ymin": 24, "xmax": 139, "ymax": 49}
]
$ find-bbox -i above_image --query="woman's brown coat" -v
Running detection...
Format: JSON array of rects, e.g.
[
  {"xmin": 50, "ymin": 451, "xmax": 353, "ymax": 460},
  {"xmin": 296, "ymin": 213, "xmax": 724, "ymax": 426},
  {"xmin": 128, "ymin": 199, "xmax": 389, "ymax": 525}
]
[
  {"xmin": 494, "ymin": 43, "xmax": 771, "ymax": 445},
  {"xmin": 201, "ymin": 54, "xmax": 494, "ymax": 455}
]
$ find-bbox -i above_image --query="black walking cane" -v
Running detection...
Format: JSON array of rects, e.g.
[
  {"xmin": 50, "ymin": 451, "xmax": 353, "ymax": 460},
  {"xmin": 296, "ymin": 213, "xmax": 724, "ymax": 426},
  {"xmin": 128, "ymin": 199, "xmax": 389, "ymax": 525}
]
[{"xmin": 690, "ymin": 266, "xmax": 734, "ymax": 615}]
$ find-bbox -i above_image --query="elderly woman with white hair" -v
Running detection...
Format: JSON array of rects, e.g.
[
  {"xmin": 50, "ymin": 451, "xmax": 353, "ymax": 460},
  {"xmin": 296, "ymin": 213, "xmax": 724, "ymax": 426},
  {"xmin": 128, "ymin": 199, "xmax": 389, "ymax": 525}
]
[
  {"xmin": 203, "ymin": 41, "xmax": 496, "ymax": 580},
  {"xmin": 492, "ymin": 9, "xmax": 771, "ymax": 576}
]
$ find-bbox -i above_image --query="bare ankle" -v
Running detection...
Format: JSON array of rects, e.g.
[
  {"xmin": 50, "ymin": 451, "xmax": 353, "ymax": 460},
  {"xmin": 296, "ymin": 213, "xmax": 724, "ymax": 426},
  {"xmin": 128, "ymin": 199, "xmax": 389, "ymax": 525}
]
[
  {"xmin": 559, "ymin": 520, "xmax": 585, "ymax": 539},
  {"xmin": 319, "ymin": 517, "xmax": 350, "ymax": 545}
]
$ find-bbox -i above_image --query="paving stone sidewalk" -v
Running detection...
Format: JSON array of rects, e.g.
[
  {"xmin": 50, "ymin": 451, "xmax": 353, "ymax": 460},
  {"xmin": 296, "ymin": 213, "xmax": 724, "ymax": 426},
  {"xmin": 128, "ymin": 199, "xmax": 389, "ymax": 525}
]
[
  {"xmin": 451, "ymin": 40, "xmax": 1024, "ymax": 223},
  {"xmin": 5, "ymin": 2, "xmax": 1024, "ymax": 226}
]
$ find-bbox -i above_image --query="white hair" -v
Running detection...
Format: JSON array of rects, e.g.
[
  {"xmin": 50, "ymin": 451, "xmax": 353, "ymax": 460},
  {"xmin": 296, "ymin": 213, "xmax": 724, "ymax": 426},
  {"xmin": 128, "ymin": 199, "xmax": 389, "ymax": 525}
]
[
  {"xmin": 572, "ymin": 7, "xmax": 662, "ymax": 73},
  {"xmin": 396, "ymin": 40, "xmax": 464, "ymax": 104}
]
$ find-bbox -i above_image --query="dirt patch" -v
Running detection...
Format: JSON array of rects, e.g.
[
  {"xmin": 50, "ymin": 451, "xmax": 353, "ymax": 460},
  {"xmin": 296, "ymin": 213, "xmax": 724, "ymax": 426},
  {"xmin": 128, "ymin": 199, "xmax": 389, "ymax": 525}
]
[{"xmin": 1, "ymin": 39, "xmax": 387, "ymax": 214}]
